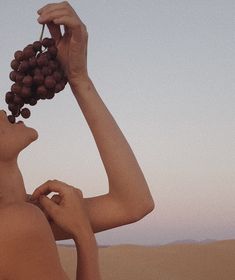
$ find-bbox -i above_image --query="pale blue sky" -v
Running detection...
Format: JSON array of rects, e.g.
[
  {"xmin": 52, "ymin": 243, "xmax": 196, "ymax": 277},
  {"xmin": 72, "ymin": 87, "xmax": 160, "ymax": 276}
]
[{"xmin": 0, "ymin": 0, "xmax": 234, "ymax": 245}]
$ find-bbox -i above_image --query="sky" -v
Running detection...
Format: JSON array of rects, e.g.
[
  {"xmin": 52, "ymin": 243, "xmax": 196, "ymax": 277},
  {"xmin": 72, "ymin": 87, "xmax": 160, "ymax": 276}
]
[{"xmin": 0, "ymin": 0, "xmax": 234, "ymax": 246}]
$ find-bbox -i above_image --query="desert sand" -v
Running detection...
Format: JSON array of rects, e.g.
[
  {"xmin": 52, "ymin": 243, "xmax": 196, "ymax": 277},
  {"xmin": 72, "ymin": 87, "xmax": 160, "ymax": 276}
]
[{"xmin": 57, "ymin": 239, "xmax": 235, "ymax": 280}]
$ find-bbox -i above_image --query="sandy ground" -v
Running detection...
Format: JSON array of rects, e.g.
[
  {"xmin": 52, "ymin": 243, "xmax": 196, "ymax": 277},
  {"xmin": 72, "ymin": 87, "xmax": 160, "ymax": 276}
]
[{"xmin": 57, "ymin": 239, "xmax": 235, "ymax": 280}]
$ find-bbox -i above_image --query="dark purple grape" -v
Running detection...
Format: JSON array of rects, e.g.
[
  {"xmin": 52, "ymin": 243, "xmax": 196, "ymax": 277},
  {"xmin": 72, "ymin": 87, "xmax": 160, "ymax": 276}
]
[
  {"xmin": 54, "ymin": 83, "xmax": 63, "ymax": 93},
  {"xmin": 23, "ymin": 98, "xmax": 30, "ymax": 104},
  {"xmin": 46, "ymin": 91, "xmax": 55, "ymax": 99},
  {"xmin": 29, "ymin": 98, "xmax": 37, "ymax": 106},
  {"xmin": 41, "ymin": 66, "xmax": 52, "ymax": 76},
  {"xmin": 5, "ymin": 92, "xmax": 14, "ymax": 104},
  {"xmin": 7, "ymin": 115, "xmax": 16, "ymax": 124},
  {"xmin": 61, "ymin": 78, "xmax": 67, "ymax": 88},
  {"xmin": 45, "ymin": 51, "xmax": 52, "ymax": 60},
  {"xmin": 11, "ymin": 83, "xmax": 21, "ymax": 95},
  {"xmin": 48, "ymin": 46, "xmax": 57, "ymax": 57},
  {"xmin": 36, "ymin": 85, "xmax": 47, "ymax": 98},
  {"xmin": 37, "ymin": 54, "xmax": 48, "ymax": 67},
  {"xmin": 33, "ymin": 67, "xmax": 41, "ymax": 76},
  {"xmin": 21, "ymin": 108, "xmax": 31, "ymax": 119},
  {"xmin": 11, "ymin": 59, "xmax": 20, "ymax": 71},
  {"xmin": 22, "ymin": 75, "xmax": 33, "ymax": 86},
  {"xmin": 18, "ymin": 60, "xmax": 30, "ymax": 73},
  {"xmin": 44, "ymin": 76, "xmax": 56, "ymax": 89},
  {"xmin": 32, "ymin": 41, "xmax": 42, "ymax": 52},
  {"xmin": 53, "ymin": 71, "xmax": 62, "ymax": 82},
  {"xmin": 13, "ymin": 95, "xmax": 24, "ymax": 106},
  {"xmin": 29, "ymin": 57, "xmax": 37, "ymax": 68},
  {"xmin": 42, "ymin": 37, "xmax": 55, "ymax": 47},
  {"xmin": 14, "ymin": 50, "xmax": 24, "ymax": 62},
  {"xmin": 8, "ymin": 103, "xmax": 20, "ymax": 116},
  {"xmin": 9, "ymin": 71, "xmax": 17, "ymax": 82},
  {"xmin": 23, "ymin": 46, "xmax": 35, "ymax": 59},
  {"xmin": 48, "ymin": 60, "xmax": 59, "ymax": 71},
  {"xmin": 20, "ymin": 86, "xmax": 31, "ymax": 98},
  {"xmin": 33, "ymin": 73, "xmax": 44, "ymax": 85},
  {"xmin": 8, "ymin": 103, "xmax": 15, "ymax": 112},
  {"xmin": 15, "ymin": 72, "xmax": 25, "ymax": 83},
  {"xmin": 13, "ymin": 108, "xmax": 21, "ymax": 117}
]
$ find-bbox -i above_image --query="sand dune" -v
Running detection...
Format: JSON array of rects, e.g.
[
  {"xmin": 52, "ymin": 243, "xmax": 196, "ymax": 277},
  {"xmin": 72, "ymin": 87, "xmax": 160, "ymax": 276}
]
[{"xmin": 57, "ymin": 239, "xmax": 235, "ymax": 280}]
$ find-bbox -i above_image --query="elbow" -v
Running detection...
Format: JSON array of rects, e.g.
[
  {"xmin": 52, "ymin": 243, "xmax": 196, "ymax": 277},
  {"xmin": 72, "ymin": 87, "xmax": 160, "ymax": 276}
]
[
  {"xmin": 128, "ymin": 196, "xmax": 155, "ymax": 223},
  {"xmin": 139, "ymin": 197, "xmax": 155, "ymax": 220}
]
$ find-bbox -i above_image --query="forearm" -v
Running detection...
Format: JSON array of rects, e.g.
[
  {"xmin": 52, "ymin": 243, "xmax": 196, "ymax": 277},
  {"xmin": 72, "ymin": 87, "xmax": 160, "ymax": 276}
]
[
  {"xmin": 70, "ymin": 78, "xmax": 154, "ymax": 214},
  {"xmin": 73, "ymin": 232, "xmax": 101, "ymax": 280}
]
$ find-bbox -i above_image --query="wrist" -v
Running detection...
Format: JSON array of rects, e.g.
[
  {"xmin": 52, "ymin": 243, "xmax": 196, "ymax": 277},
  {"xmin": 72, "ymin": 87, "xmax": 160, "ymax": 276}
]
[
  {"xmin": 69, "ymin": 75, "xmax": 93, "ymax": 96},
  {"xmin": 72, "ymin": 223, "xmax": 94, "ymax": 242},
  {"xmin": 73, "ymin": 230, "xmax": 97, "ymax": 249}
]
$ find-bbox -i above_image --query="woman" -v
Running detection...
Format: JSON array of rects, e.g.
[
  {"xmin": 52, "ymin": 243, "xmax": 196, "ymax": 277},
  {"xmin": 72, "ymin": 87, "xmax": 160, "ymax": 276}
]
[
  {"xmin": 0, "ymin": 1, "xmax": 155, "ymax": 279},
  {"xmin": 0, "ymin": 119, "xmax": 100, "ymax": 278}
]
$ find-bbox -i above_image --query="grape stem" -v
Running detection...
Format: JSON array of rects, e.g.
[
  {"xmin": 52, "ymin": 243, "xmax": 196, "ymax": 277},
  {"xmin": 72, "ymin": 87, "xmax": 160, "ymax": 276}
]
[{"xmin": 39, "ymin": 24, "xmax": 45, "ymax": 42}]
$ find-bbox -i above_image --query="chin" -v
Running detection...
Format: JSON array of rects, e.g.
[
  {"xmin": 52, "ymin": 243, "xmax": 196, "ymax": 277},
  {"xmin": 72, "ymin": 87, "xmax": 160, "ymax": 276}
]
[
  {"xmin": 22, "ymin": 125, "xmax": 39, "ymax": 144},
  {"xmin": 28, "ymin": 127, "xmax": 39, "ymax": 142}
]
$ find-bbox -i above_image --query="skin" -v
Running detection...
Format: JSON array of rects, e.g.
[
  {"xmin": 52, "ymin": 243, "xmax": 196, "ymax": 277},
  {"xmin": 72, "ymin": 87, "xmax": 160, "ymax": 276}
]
[
  {"xmin": 0, "ymin": 112, "xmax": 69, "ymax": 279},
  {"xmin": 0, "ymin": 203, "xmax": 69, "ymax": 280},
  {"xmin": 0, "ymin": 110, "xmax": 99, "ymax": 279},
  {"xmin": 1, "ymin": 1, "xmax": 155, "ymax": 279},
  {"xmin": 35, "ymin": 182, "xmax": 101, "ymax": 280},
  {"xmin": 0, "ymin": 111, "xmax": 37, "ymax": 206}
]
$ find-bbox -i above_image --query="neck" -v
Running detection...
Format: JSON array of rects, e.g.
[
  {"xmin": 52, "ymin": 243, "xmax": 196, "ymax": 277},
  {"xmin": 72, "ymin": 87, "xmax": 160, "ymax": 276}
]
[{"xmin": 0, "ymin": 159, "xmax": 27, "ymax": 206}]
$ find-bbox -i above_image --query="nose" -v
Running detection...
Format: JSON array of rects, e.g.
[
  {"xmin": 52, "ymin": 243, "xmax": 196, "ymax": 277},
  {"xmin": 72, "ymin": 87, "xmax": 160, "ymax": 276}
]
[
  {"xmin": 0, "ymin": 110, "xmax": 7, "ymax": 118},
  {"xmin": 0, "ymin": 110, "xmax": 8, "ymax": 120}
]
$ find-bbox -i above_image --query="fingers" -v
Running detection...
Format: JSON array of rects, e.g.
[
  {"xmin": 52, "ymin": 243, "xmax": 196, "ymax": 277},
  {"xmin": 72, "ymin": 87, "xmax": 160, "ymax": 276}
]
[
  {"xmin": 32, "ymin": 180, "xmax": 68, "ymax": 199},
  {"xmin": 37, "ymin": 1, "xmax": 86, "ymax": 30},
  {"xmin": 46, "ymin": 22, "xmax": 62, "ymax": 44},
  {"xmin": 38, "ymin": 8, "xmax": 70, "ymax": 24},
  {"xmin": 51, "ymin": 194, "xmax": 61, "ymax": 204},
  {"xmin": 37, "ymin": 2, "xmax": 67, "ymax": 15},
  {"xmin": 39, "ymin": 195, "xmax": 59, "ymax": 218}
]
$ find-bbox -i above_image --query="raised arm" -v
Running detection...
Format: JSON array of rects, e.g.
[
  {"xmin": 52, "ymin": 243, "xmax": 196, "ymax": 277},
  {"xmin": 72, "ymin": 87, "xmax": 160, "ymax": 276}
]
[
  {"xmin": 71, "ymin": 78, "xmax": 154, "ymax": 230},
  {"xmin": 37, "ymin": 1, "xmax": 154, "ymax": 238}
]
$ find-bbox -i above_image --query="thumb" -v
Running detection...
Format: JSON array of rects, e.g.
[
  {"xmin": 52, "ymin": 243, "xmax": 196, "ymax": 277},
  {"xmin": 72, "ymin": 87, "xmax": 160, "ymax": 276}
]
[{"xmin": 39, "ymin": 195, "xmax": 59, "ymax": 218}]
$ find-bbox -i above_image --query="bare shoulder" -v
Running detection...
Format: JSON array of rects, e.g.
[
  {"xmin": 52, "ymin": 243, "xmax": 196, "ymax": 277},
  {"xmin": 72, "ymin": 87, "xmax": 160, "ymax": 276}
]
[
  {"xmin": 0, "ymin": 203, "xmax": 68, "ymax": 280},
  {"xmin": 0, "ymin": 202, "xmax": 54, "ymax": 246},
  {"xmin": 0, "ymin": 202, "xmax": 50, "ymax": 232}
]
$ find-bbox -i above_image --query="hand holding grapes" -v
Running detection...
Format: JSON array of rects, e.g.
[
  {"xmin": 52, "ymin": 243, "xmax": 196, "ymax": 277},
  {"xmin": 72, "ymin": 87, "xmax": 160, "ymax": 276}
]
[{"xmin": 37, "ymin": 1, "xmax": 89, "ymax": 87}]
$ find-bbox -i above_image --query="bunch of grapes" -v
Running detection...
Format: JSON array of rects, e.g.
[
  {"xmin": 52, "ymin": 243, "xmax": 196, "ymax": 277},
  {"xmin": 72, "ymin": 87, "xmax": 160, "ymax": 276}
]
[{"xmin": 5, "ymin": 30, "xmax": 67, "ymax": 123}]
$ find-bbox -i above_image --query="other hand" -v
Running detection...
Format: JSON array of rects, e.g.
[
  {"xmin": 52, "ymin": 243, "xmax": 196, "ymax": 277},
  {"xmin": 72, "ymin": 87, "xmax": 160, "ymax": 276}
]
[{"xmin": 31, "ymin": 180, "xmax": 92, "ymax": 240}]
